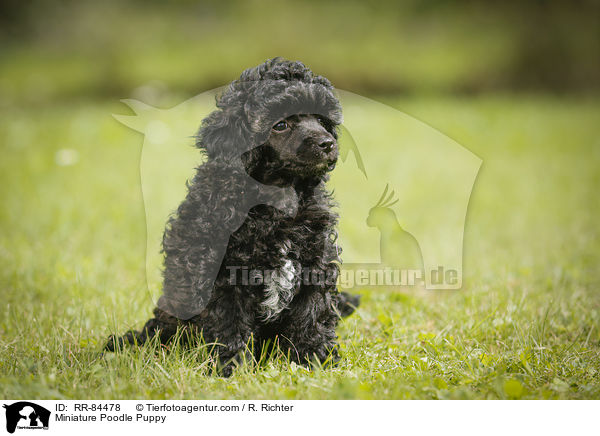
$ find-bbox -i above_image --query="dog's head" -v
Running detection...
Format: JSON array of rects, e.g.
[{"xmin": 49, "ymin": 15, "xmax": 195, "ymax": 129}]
[
  {"xmin": 241, "ymin": 112, "xmax": 339, "ymax": 185},
  {"xmin": 197, "ymin": 58, "xmax": 343, "ymax": 185}
]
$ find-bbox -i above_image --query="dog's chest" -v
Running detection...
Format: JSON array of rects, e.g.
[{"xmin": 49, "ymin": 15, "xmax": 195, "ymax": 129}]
[
  {"xmin": 245, "ymin": 199, "xmax": 332, "ymax": 322},
  {"xmin": 258, "ymin": 240, "xmax": 301, "ymax": 322}
]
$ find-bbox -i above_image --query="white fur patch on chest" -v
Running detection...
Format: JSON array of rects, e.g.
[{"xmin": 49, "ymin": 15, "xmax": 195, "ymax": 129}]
[{"xmin": 259, "ymin": 255, "xmax": 300, "ymax": 322}]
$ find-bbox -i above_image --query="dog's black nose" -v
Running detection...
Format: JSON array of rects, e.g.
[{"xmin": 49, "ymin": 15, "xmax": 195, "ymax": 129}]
[{"xmin": 318, "ymin": 139, "xmax": 334, "ymax": 152}]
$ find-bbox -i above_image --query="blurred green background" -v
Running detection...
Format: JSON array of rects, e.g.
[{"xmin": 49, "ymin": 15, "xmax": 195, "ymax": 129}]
[
  {"xmin": 1, "ymin": 0, "xmax": 599, "ymax": 104},
  {"xmin": 1, "ymin": 0, "xmax": 599, "ymax": 399}
]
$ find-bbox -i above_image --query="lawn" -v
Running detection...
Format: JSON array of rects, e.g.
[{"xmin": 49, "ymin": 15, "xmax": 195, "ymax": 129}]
[{"xmin": 1, "ymin": 94, "xmax": 598, "ymax": 399}]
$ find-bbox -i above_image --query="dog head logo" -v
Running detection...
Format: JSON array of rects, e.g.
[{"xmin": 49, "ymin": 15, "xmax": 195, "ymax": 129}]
[
  {"xmin": 3, "ymin": 402, "xmax": 50, "ymax": 434},
  {"xmin": 113, "ymin": 73, "xmax": 481, "ymax": 318}
]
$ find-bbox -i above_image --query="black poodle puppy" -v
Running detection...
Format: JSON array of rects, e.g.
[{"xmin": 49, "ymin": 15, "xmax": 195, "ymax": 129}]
[{"xmin": 106, "ymin": 58, "xmax": 360, "ymax": 376}]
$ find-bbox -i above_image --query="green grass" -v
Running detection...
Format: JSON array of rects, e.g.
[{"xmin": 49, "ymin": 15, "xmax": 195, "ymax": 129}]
[{"xmin": 1, "ymin": 94, "xmax": 599, "ymax": 399}]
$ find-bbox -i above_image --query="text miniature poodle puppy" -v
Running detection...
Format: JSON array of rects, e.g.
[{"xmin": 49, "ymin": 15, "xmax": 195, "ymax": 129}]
[{"xmin": 106, "ymin": 58, "xmax": 360, "ymax": 376}]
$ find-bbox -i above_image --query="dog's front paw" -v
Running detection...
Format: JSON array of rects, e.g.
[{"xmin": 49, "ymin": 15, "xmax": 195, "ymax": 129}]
[
  {"xmin": 295, "ymin": 345, "xmax": 340, "ymax": 369},
  {"xmin": 216, "ymin": 348, "xmax": 254, "ymax": 377},
  {"xmin": 315, "ymin": 347, "xmax": 341, "ymax": 368},
  {"xmin": 218, "ymin": 362, "xmax": 235, "ymax": 378}
]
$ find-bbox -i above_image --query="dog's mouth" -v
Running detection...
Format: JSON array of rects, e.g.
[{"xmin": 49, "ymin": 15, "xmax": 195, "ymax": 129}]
[{"xmin": 314, "ymin": 158, "xmax": 337, "ymax": 173}]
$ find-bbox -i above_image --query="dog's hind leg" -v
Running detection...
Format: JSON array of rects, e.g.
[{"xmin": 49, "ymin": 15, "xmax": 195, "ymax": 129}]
[
  {"xmin": 104, "ymin": 308, "xmax": 181, "ymax": 351},
  {"xmin": 336, "ymin": 291, "xmax": 361, "ymax": 318}
]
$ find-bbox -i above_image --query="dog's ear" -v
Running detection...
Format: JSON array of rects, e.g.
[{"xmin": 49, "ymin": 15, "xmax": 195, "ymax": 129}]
[{"xmin": 196, "ymin": 109, "xmax": 253, "ymax": 161}]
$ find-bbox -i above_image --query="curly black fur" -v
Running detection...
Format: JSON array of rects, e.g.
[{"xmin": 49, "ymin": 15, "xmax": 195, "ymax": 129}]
[{"xmin": 106, "ymin": 58, "xmax": 360, "ymax": 376}]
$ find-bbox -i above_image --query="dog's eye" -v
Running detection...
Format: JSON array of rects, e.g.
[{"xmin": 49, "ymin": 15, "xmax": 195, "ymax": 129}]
[
  {"xmin": 316, "ymin": 116, "xmax": 329, "ymax": 127},
  {"xmin": 272, "ymin": 121, "xmax": 289, "ymax": 132}
]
